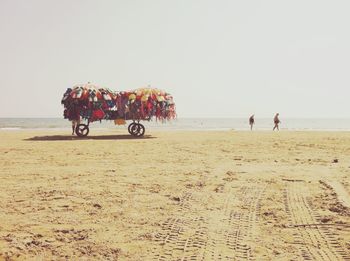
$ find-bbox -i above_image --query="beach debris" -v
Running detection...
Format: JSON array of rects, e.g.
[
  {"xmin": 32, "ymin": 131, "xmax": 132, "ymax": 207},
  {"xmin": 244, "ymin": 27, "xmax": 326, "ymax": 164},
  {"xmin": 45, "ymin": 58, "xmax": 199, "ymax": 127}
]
[
  {"xmin": 196, "ymin": 181, "xmax": 205, "ymax": 187},
  {"xmin": 332, "ymin": 159, "xmax": 339, "ymax": 163},
  {"xmin": 58, "ymin": 229, "xmax": 70, "ymax": 234},
  {"xmin": 214, "ymin": 184, "xmax": 225, "ymax": 193},
  {"xmin": 223, "ymin": 176, "xmax": 237, "ymax": 182},
  {"xmin": 223, "ymin": 171, "xmax": 238, "ymax": 182},
  {"xmin": 282, "ymin": 178, "xmax": 305, "ymax": 182},
  {"xmin": 93, "ymin": 203, "xmax": 102, "ymax": 209},
  {"xmin": 171, "ymin": 196, "xmax": 181, "ymax": 202},
  {"xmin": 320, "ymin": 217, "xmax": 332, "ymax": 223},
  {"xmin": 226, "ymin": 170, "xmax": 236, "ymax": 176}
]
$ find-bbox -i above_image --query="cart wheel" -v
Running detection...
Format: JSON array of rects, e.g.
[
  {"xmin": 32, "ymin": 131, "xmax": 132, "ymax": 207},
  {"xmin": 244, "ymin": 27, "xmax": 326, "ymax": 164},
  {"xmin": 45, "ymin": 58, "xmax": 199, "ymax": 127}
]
[
  {"xmin": 76, "ymin": 124, "xmax": 89, "ymax": 137},
  {"xmin": 128, "ymin": 123, "xmax": 136, "ymax": 135},
  {"xmin": 131, "ymin": 123, "xmax": 145, "ymax": 137}
]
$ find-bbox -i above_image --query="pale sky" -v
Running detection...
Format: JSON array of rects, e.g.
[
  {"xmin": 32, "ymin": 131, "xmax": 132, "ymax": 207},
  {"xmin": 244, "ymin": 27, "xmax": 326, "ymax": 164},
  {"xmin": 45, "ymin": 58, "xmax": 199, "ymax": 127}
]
[{"xmin": 0, "ymin": 0, "xmax": 349, "ymax": 118}]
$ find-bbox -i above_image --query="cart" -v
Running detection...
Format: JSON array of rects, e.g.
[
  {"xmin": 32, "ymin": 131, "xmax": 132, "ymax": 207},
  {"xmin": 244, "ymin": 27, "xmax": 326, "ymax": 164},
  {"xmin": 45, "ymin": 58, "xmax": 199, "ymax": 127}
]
[{"xmin": 62, "ymin": 84, "xmax": 176, "ymax": 137}]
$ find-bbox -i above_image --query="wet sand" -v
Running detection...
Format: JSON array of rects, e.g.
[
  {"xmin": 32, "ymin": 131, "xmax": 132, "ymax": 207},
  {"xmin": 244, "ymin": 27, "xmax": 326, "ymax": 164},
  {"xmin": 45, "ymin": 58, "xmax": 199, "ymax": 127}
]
[{"xmin": 0, "ymin": 130, "xmax": 349, "ymax": 260}]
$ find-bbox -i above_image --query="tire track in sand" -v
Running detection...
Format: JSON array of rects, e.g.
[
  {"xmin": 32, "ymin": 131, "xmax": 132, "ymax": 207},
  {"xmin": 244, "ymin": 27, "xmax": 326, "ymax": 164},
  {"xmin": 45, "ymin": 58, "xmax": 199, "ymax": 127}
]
[
  {"xmin": 284, "ymin": 181, "xmax": 350, "ymax": 261},
  {"xmin": 204, "ymin": 185, "xmax": 265, "ymax": 261},
  {"xmin": 150, "ymin": 181, "xmax": 265, "ymax": 261},
  {"xmin": 151, "ymin": 177, "xmax": 208, "ymax": 261}
]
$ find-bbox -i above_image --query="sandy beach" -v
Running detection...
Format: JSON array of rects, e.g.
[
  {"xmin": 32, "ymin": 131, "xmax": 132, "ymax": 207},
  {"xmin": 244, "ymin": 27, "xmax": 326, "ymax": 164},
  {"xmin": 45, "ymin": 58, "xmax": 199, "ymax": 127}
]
[{"xmin": 0, "ymin": 130, "xmax": 349, "ymax": 260}]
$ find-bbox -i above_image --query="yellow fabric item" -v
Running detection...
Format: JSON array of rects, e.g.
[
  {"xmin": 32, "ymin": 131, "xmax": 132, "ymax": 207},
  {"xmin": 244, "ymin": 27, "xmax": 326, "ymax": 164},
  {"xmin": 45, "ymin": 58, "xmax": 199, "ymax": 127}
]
[
  {"xmin": 157, "ymin": 96, "xmax": 165, "ymax": 102},
  {"xmin": 114, "ymin": 119, "xmax": 126, "ymax": 125}
]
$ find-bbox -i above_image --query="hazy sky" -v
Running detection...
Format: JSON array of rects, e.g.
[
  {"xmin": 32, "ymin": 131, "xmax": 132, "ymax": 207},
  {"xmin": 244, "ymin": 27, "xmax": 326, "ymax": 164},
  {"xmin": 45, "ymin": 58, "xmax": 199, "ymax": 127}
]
[{"xmin": 1, "ymin": 0, "xmax": 349, "ymax": 118}]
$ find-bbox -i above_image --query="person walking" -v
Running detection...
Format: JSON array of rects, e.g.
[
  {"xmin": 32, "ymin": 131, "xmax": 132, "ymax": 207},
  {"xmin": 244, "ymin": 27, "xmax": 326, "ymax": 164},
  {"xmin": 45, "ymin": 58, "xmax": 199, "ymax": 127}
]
[
  {"xmin": 249, "ymin": 114, "xmax": 255, "ymax": 130},
  {"xmin": 273, "ymin": 113, "xmax": 280, "ymax": 131}
]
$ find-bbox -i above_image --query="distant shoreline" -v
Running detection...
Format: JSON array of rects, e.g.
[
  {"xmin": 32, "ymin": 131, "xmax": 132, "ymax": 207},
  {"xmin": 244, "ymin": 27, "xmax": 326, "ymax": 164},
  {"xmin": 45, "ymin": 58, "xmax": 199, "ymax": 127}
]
[
  {"xmin": 1, "ymin": 128, "xmax": 350, "ymax": 133},
  {"xmin": 1, "ymin": 118, "xmax": 350, "ymax": 132}
]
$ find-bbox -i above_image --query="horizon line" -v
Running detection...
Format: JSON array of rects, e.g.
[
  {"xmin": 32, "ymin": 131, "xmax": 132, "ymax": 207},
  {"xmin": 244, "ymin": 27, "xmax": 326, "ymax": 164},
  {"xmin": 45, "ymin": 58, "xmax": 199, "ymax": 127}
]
[{"xmin": 1, "ymin": 116, "xmax": 350, "ymax": 119}]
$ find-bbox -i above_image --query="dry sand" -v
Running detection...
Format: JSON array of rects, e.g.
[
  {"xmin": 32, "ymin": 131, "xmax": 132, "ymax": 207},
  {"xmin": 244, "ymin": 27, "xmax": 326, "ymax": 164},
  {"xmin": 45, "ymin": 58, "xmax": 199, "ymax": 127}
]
[{"xmin": 0, "ymin": 129, "xmax": 349, "ymax": 260}]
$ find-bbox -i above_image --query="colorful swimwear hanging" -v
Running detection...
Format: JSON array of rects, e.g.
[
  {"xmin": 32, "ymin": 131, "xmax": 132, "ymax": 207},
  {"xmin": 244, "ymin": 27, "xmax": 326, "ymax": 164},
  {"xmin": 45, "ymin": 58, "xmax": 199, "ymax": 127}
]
[{"xmin": 61, "ymin": 84, "xmax": 176, "ymax": 122}]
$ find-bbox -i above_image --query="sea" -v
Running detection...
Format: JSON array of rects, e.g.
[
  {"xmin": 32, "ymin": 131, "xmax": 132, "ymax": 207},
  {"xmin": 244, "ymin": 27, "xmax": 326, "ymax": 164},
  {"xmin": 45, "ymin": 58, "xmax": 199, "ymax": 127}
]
[{"xmin": 1, "ymin": 118, "xmax": 350, "ymax": 132}]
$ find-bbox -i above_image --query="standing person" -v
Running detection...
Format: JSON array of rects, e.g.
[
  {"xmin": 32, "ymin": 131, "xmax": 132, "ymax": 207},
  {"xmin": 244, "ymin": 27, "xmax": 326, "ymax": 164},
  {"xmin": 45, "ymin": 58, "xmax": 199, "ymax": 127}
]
[
  {"xmin": 70, "ymin": 104, "xmax": 81, "ymax": 135},
  {"xmin": 249, "ymin": 114, "xmax": 255, "ymax": 130},
  {"xmin": 71, "ymin": 117, "xmax": 81, "ymax": 135},
  {"xmin": 273, "ymin": 113, "xmax": 280, "ymax": 131}
]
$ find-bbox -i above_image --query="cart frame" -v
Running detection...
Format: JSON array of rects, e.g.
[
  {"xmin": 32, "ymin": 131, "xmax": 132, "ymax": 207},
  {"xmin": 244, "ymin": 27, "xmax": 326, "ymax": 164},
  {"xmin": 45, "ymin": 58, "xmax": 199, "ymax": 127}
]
[{"xmin": 75, "ymin": 120, "xmax": 145, "ymax": 137}]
